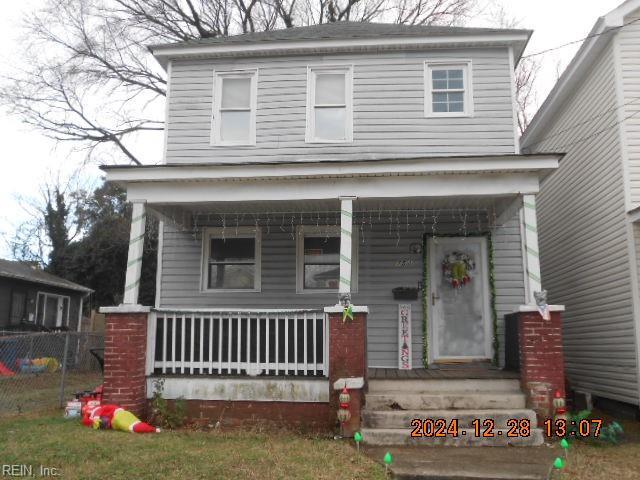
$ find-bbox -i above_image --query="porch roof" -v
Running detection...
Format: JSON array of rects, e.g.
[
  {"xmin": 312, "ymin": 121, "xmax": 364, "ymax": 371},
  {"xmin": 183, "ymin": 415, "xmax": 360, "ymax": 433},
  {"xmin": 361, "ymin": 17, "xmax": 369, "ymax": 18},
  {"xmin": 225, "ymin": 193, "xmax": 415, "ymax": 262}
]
[
  {"xmin": 103, "ymin": 153, "xmax": 561, "ymax": 182},
  {"xmin": 102, "ymin": 153, "xmax": 562, "ymax": 205}
]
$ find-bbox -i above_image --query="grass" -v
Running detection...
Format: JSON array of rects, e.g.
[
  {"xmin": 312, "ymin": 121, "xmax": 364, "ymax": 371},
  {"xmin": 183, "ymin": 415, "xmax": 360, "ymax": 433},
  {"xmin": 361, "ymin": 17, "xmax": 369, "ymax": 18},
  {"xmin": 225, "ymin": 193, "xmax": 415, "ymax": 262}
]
[
  {"xmin": 557, "ymin": 412, "xmax": 640, "ymax": 480},
  {"xmin": 0, "ymin": 371, "xmax": 102, "ymax": 414},
  {"xmin": 2, "ymin": 410, "xmax": 639, "ymax": 479},
  {"xmin": 0, "ymin": 412, "xmax": 386, "ymax": 480}
]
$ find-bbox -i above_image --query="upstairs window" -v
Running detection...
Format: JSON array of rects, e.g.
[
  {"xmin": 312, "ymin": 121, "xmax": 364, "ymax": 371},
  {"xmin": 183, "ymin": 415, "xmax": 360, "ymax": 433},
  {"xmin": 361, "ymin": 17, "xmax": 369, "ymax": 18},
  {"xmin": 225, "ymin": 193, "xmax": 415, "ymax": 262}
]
[
  {"xmin": 211, "ymin": 71, "xmax": 257, "ymax": 145},
  {"xmin": 306, "ymin": 66, "xmax": 353, "ymax": 143},
  {"xmin": 425, "ymin": 61, "xmax": 473, "ymax": 117}
]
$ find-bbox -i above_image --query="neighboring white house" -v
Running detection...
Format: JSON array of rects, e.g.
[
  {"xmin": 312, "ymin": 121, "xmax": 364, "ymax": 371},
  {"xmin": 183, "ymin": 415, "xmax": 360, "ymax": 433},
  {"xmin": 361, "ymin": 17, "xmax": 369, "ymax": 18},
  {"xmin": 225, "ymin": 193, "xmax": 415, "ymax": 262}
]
[
  {"xmin": 100, "ymin": 22, "xmax": 566, "ymax": 442},
  {"xmin": 521, "ymin": 0, "xmax": 640, "ymax": 411}
]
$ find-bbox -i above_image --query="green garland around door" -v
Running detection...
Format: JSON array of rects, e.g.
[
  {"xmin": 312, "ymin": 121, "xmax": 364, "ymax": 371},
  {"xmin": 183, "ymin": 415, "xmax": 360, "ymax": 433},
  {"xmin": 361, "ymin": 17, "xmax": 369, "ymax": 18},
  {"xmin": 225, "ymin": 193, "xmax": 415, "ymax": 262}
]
[
  {"xmin": 421, "ymin": 233, "xmax": 499, "ymax": 368},
  {"xmin": 422, "ymin": 233, "xmax": 429, "ymax": 368},
  {"xmin": 487, "ymin": 234, "xmax": 499, "ymax": 366}
]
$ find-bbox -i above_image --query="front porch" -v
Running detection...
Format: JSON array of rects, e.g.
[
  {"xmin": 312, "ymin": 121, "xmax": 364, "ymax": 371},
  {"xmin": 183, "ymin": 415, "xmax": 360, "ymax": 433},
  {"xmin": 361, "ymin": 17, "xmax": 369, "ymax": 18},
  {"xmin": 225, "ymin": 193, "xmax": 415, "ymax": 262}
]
[
  {"xmin": 100, "ymin": 153, "xmax": 566, "ymax": 433},
  {"xmin": 148, "ymin": 197, "xmax": 531, "ymax": 372}
]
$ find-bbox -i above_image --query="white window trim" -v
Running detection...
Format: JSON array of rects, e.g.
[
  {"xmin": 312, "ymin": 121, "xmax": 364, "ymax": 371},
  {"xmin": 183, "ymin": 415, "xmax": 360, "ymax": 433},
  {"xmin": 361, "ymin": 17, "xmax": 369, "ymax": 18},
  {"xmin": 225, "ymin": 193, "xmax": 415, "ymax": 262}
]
[
  {"xmin": 306, "ymin": 65, "xmax": 354, "ymax": 144},
  {"xmin": 210, "ymin": 69, "xmax": 258, "ymax": 146},
  {"xmin": 295, "ymin": 225, "xmax": 358, "ymax": 294},
  {"xmin": 35, "ymin": 292, "xmax": 71, "ymax": 327},
  {"xmin": 201, "ymin": 226, "xmax": 262, "ymax": 292},
  {"xmin": 424, "ymin": 60, "xmax": 474, "ymax": 118}
]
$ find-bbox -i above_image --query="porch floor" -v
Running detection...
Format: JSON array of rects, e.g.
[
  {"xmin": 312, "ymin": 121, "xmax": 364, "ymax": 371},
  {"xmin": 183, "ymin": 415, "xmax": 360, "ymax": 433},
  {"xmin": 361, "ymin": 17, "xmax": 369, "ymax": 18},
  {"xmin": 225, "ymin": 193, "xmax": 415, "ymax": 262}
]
[{"xmin": 368, "ymin": 362, "xmax": 519, "ymax": 380}]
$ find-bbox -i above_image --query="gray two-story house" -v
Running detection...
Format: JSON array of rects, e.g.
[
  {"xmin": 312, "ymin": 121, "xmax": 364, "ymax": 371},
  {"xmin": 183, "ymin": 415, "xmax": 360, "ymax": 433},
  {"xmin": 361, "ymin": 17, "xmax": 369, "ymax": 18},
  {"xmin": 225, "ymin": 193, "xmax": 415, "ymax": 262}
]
[{"xmin": 101, "ymin": 22, "xmax": 565, "ymax": 444}]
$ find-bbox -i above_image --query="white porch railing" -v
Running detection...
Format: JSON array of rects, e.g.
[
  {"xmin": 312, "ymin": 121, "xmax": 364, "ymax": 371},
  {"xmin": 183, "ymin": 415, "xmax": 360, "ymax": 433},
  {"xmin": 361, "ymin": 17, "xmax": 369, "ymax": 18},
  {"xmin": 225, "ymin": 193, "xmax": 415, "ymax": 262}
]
[{"xmin": 147, "ymin": 309, "xmax": 328, "ymax": 377}]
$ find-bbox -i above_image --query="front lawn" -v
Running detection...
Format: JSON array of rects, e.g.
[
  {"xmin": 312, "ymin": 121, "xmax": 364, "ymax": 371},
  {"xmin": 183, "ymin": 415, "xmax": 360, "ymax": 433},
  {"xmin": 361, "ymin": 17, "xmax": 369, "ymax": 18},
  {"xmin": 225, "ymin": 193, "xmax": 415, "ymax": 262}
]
[
  {"xmin": 557, "ymin": 413, "xmax": 640, "ymax": 480},
  {"xmin": 0, "ymin": 412, "xmax": 385, "ymax": 479}
]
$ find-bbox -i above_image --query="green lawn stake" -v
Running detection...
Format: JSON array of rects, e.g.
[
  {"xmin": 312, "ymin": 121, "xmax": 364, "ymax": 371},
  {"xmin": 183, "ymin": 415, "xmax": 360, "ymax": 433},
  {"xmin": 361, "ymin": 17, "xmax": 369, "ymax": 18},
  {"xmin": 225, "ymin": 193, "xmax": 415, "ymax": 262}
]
[
  {"xmin": 560, "ymin": 438, "xmax": 569, "ymax": 459},
  {"xmin": 354, "ymin": 432, "xmax": 362, "ymax": 452},
  {"xmin": 384, "ymin": 452, "xmax": 393, "ymax": 476}
]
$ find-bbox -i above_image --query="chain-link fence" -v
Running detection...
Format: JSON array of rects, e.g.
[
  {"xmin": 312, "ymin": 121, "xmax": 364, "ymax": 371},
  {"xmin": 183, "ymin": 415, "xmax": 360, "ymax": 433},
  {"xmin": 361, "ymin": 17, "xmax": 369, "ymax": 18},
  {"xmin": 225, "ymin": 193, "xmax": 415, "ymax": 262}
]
[{"xmin": 0, "ymin": 331, "xmax": 104, "ymax": 415}]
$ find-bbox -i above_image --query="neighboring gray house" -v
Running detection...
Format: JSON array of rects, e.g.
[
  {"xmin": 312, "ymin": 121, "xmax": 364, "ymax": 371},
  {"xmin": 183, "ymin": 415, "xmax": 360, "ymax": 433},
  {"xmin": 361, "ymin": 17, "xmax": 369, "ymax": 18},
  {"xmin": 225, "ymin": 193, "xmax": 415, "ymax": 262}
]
[
  {"xmin": 0, "ymin": 259, "xmax": 92, "ymax": 331},
  {"xmin": 101, "ymin": 22, "xmax": 566, "ymax": 440},
  {"xmin": 521, "ymin": 0, "xmax": 640, "ymax": 410}
]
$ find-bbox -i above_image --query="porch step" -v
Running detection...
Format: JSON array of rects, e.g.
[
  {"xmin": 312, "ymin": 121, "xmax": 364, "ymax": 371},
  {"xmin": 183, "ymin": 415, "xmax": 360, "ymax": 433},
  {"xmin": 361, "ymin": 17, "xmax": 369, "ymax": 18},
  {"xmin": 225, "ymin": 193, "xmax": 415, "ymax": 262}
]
[
  {"xmin": 361, "ymin": 427, "xmax": 544, "ymax": 447},
  {"xmin": 368, "ymin": 378, "xmax": 521, "ymax": 394},
  {"xmin": 365, "ymin": 392, "xmax": 526, "ymax": 411},
  {"xmin": 362, "ymin": 409, "xmax": 537, "ymax": 429}
]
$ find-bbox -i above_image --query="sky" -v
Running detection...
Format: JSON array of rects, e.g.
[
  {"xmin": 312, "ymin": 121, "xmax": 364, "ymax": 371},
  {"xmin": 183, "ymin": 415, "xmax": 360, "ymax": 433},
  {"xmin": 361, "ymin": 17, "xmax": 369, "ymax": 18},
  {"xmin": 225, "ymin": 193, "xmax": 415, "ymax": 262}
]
[{"xmin": 0, "ymin": 0, "xmax": 626, "ymax": 259}]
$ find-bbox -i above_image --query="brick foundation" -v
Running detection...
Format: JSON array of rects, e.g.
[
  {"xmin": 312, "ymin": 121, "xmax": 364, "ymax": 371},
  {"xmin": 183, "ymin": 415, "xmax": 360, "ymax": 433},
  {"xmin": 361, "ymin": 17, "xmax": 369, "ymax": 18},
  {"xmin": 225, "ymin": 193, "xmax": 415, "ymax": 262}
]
[
  {"xmin": 327, "ymin": 308, "xmax": 367, "ymax": 437},
  {"xmin": 517, "ymin": 310, "xmax": 565, "ymax": 423},
  {"xmin": 168, "ymin": 400, "xmax": 332, "ymax": 431},
  {"xmin": 102, "ymin": 309, "xmax": 149, "ymax": 417}
]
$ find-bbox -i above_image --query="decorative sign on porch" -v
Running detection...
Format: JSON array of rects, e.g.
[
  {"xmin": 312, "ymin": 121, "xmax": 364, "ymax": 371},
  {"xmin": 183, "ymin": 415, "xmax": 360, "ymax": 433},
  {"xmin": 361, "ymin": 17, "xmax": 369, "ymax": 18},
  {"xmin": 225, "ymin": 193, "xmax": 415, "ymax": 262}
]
[{"xmin": 398, "ymin": 304, "xmax": 412, "ymax": 370}]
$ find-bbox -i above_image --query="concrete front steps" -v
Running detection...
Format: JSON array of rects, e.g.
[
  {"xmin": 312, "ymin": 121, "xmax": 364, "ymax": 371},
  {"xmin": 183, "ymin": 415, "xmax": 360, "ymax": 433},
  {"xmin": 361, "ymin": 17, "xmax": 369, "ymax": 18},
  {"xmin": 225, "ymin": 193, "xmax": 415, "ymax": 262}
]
[{"xmin": 362, "ymin": 378, "xmax": 543, "ymax": 447}]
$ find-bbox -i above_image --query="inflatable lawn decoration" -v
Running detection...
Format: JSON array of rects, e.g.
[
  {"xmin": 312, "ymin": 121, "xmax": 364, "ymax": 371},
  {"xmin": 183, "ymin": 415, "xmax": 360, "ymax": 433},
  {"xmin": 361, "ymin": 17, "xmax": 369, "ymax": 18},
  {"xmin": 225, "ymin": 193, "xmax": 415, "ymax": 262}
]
[{"xmin": 82, "ymin": 404, "xmax": 160, "ymax": 433}]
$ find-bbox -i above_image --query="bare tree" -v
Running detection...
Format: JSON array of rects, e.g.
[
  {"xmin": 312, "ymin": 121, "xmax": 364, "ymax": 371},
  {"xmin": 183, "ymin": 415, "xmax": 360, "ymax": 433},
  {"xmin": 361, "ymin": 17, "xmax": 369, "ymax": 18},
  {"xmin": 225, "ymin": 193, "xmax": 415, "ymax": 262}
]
[
  {"xmin": 1, "ymin": 0, "xmax": 476, "ymax": 165},
  {"xmin": 514, "ymin": 57, "xmax": 540, "ymax": 135},
  {"xmin": 487, "ymin": 2, "xmax": 539, "ymax": 135},
  {"xmin": 6, "ymin": 174, "xmax": 89, "ymax": 267}
]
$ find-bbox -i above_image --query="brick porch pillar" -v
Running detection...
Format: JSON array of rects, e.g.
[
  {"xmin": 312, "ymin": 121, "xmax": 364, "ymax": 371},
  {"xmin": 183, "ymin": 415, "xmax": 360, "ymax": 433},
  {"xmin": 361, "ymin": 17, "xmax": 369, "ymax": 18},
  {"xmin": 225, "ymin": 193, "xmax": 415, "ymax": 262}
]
[
  {"xmin": 99, "ymin": 306, "xmax": 151, "ymax": 417},
  {"xmin": 516, "ymin": 306, "xmax": 566, "ymax": 423},
  {"xmin": 325, "ymin": 305, "xmax": 368, "ymax": 437}
]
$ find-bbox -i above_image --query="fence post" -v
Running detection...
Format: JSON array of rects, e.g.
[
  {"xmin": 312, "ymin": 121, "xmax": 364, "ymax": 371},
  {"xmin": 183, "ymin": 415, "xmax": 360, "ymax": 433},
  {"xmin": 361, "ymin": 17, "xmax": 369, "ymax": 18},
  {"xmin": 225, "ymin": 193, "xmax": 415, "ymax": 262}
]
[{"xmin": 59, "ymin": 332, "xmax": 70, "ymax": 408}]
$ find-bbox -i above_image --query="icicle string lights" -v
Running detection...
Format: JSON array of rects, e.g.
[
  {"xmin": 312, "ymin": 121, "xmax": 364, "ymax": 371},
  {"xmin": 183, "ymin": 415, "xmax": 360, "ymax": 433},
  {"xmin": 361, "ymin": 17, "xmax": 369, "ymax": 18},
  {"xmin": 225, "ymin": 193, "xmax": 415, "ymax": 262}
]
[{"xmin": 159, "ymin": 207, "xmax": 509, "ymax": 246}]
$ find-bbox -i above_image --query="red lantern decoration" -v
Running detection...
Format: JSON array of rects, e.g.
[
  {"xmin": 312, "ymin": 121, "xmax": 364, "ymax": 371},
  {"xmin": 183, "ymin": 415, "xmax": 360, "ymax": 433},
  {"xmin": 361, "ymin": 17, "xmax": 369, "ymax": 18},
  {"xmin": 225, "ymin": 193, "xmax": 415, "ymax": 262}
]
[
  {"xmin": 337, "ymin": 387, "xmax": 352, "ymax": 425},
  {"xmin": 553, "ymin": 390, "xmax": 568, "ymax": 423}
]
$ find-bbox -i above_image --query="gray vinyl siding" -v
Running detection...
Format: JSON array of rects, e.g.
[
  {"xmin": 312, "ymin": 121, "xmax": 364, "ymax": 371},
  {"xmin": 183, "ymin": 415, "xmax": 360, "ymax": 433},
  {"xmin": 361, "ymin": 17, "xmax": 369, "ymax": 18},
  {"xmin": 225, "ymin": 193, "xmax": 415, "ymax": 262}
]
[
  {"xmin": 166, "ymin": 47, "xmax": 516, "ymax": 164},
  {"xmin": 619, "ymin": 10, "xmax": 640, "ymax": 208},
  {"xmin": 159, "ymin": 210, "xmax": 524, "ymax": 368},
  {"xmin": 492, "ymin": 211, "xmax": 527, "ymax": 366},
  {"xmin": 522, "ymin": 42, "xmax": 639, "ymax": 405}
]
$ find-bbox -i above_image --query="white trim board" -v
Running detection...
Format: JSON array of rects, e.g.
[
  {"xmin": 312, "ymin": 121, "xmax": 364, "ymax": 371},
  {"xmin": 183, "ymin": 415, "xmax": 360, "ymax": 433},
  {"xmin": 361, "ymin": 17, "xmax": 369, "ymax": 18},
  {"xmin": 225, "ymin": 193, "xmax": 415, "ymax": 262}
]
[
  {"xmin": 155, "ymin": 220, "xmax": 164, "ymax": 308},
  {"xmin": 126, "ymin": 173, "xmax": 543, "ymax": 204},
  {"xmin": 146, "ymin": 377, "xmax": 330, "ymax": 402},
  {"xmin": 104, "ymin": 155, "xmax": 561, "ymax": 184}
]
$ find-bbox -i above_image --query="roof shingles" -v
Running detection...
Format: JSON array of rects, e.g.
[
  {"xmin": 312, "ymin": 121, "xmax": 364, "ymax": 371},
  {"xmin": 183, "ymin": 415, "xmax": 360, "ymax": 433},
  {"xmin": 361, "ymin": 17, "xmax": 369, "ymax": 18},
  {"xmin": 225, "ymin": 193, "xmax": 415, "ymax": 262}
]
[
  {"xmin": 151, "ymin": 21, "xmax": 531, "ymax": 49},
  {"xmin": 0, "ymin": 259, "xmax": 92, "ymax": 293}
]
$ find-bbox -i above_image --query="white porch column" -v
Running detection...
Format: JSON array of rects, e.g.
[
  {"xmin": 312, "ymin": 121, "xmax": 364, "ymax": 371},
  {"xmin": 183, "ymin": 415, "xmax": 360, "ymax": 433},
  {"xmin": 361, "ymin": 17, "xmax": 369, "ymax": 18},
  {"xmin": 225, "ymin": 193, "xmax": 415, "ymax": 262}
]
[
  {"xmin": 123, "ymin": 201, "xmax": 147, "ymax": 304},
  {"xmin": 339, "ymin": 197, "xmax": 355, "ymax": 303},
  {"xmin": 522, "ymin": 194, "xmax": 542, "ymax": 304}
]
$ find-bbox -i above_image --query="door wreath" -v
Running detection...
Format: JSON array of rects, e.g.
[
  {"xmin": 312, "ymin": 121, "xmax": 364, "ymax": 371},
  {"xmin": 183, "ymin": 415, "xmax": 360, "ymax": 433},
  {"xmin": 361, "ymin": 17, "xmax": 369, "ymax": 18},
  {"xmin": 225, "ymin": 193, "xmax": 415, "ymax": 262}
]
[{"xmin": 442, "ymin": 251, "xmax": 475, "ymax": 288}]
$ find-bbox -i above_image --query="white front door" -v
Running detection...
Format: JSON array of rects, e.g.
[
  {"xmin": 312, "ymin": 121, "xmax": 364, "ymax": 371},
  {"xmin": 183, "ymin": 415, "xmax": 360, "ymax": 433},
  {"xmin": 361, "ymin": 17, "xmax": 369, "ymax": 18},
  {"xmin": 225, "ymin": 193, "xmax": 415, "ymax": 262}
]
[{"xmin": 428, "ymin": 237, "xmax": 492, "ymax": 362}]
